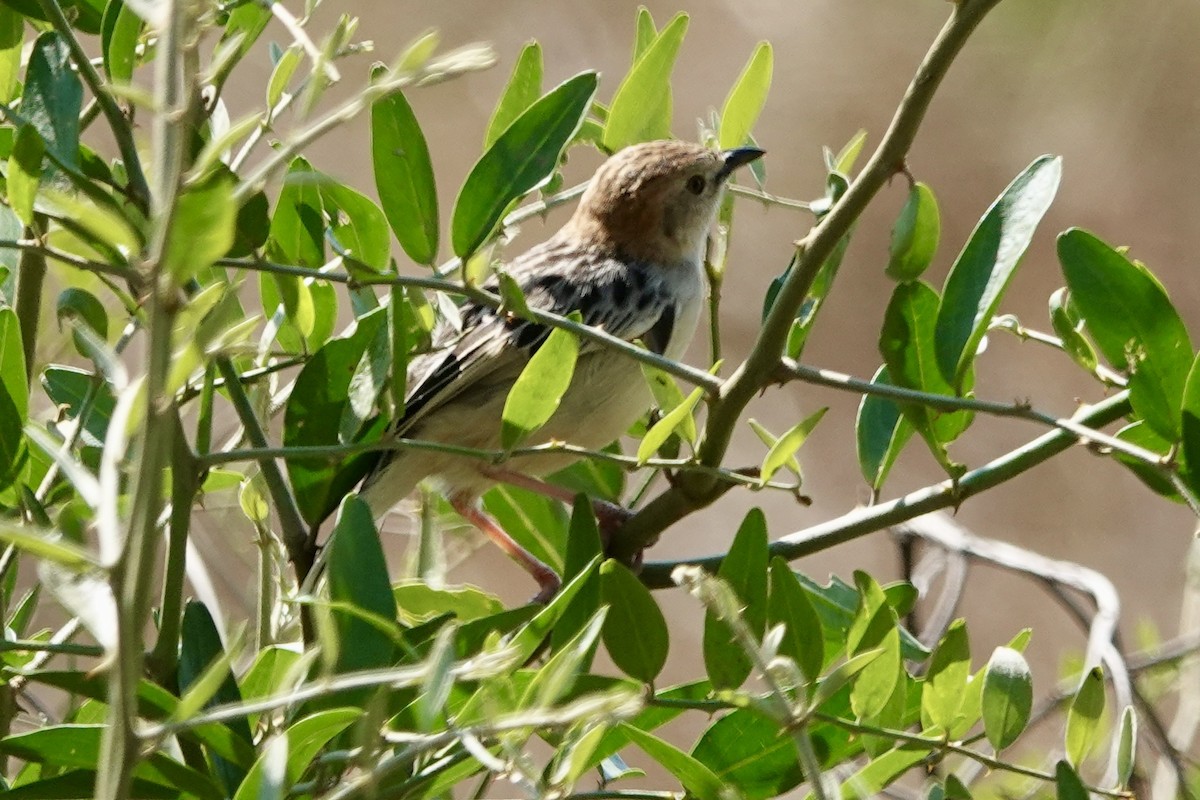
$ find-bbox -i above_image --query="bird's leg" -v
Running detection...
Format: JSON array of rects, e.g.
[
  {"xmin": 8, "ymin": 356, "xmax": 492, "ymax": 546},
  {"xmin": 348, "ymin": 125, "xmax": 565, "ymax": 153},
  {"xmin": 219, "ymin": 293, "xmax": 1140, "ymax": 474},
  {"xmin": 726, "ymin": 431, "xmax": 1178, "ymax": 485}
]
[
  {"xmin": 477, "ymin": 466, "xmax": 633, "ymax": 544},
  {"xmin": 450, "ymin": 493, "xmax": 561, "ymax": 603}
]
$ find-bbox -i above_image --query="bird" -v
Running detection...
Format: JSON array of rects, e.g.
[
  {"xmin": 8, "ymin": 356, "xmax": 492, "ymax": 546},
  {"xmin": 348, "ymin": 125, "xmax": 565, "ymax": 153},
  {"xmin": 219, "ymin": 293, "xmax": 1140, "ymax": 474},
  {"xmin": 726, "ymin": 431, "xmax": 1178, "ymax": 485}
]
[{"xmin": 361, "ymin": 139, "xmax": 765, "ymax": 600}]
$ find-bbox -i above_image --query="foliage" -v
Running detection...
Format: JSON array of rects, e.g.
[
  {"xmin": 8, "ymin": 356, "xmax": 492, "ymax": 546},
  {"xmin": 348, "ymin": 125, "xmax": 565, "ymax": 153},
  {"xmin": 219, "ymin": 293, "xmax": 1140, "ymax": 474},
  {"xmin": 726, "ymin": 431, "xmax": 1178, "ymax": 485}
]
[{"xmin": 0, "ymin": 1, "xmax": 1193, "ymax": 799}]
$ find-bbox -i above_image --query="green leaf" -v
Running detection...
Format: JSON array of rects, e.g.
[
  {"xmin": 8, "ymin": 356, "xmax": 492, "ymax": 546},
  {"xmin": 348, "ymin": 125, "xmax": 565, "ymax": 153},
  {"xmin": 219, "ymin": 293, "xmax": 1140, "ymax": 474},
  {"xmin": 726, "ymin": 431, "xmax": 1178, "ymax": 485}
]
[
  {"xmin": 855, "ymin": 365, "xmax": 914, "ymax": 493},
  {"xmin": 886, "ymin": 181, "xmax": 940, "ymax": 282},
  {"xmin": 23, "ymin": 32, "xmax": 82, "ymax": 171},
  {"xmin": 57, "ymin": 287, "xmax": 109, "ymax": 358},
  {"xmin": 761, "ymin": 407, "xmax": 826, "ymax": 483},
  {"xmin": 603, "ymin": 13, "xmax": 688, "ymax": 151},
  {"xmin": 879, "ymin": 281, "xmax": 970, "ymax": 477},
  {"xmin": 1048, "ymin": 288, "xmax": 1098, "ymax": 372},
  {"xmin": 1065, "ymin": 666, "xmax": 1105, "ymax": 767},
  {"xmin": 1114, "ymin": 420, "xmax": 1179, "ymax": 501},
  {"xmin": 620, "ymin": 723, "xmax": 724, "ymax": 800},
  {"xmin": 506, "ymin": 557, "xmax": 600, "ymax": 663},
  {"xmin": 0, "ymin": 306, "xmax": 25, "ymax": 488},
  {"xmin": 846, "ymin": 571, "xmax": 902, "ymax": 719},
  {"xmin": 101, "ymin": 0, "xmax": 140, "ymax": 84},
  {"xmin": 642, "ymin": 365, "xmax": 697, "ymax": 444},
  {"xmin": 485, "ymin": 42, "xmax": 543, "ymax": 147},
  {"xmin": 637, "ymin": 384, "xmax": 703, "ymax": 464},
  {"xmin": 719, "ymin": 42, "xmax": 773, "ymax": 150},
  {"xmin": 1116, "ymin": 705, "xmax": 1136, "ymax": 789},
  {"xmin": 1054, "ymin": 760, "xmax": 1088, "ymax": 800},
  {"xmin": 177, "ymin": 601, "xmax": 250, "ymax": 797},
  {"xmin": 8, "ymin": 124, "xmax": 44, "ymax": 226},
  {"xmin": 283, "ymin": 308, "xmax": 387, "ymax": 524},
  {"xmin": 233, "ymin": 709, "xmax": 359, "ymax": 800},
  {"xmin": 482, "ymin": 484, "xmax": 568, "ymax": 574},
  {"xmin": 935, "ymin": 156, "xmax": 1061, "ymax": 391},
  {"xmin": 767, "ymin": 558, "xmax": 824, "ymax": 683},
  {"xmin": 267, "ymin": 43, "xmax": 302, "ymax": 108},
  {"xmin": 632, "ymin": 7, "xmax": 657, "ymax": 62},
  {"xmin": 835, "ymin": 742, "xmax": 931, "ymax": 800},
  {"xmin": 703, "ymin": 508, "xmax": 768, "ymax": 689},
  {"xmin": 1060, "ymin": 228, "xmax": 1193, "ymax": 439},
  {"xmin": 980, "ymin": 646, "xmax": 1032, "ymax": 751},
  {"xmin": 163, "ymin": 173, "xmax": 236, "ymax": 285},
  {"xmin": 41, "ymin": 366, "xmax": 114, "ymax": 448},
  {"xmin": 371, "ymin": 81, "xmax": 438, "ymax": 265},
  {"xmin": 551, "ymin": 495, "xmax": 604, "ymax": 655},
  {"xmin": 452, "ymin": 72, "xmax": 597, "ymax": 258},
  {"xmin": 501, "ymin": 324, "xmax": 579, "ymax": 449},
  {"xmin": 0, "ymin": 6, "xmax": 21, "ymax": 103},
  {"xmin": 392, "ymin": 581, "xmax": 504, "ymax": 626},
  {"xmin": 691, "ymin": 708, "xmax": 803, "ymax": 800},
  {"xmin": 921, "ymin": 619, "xmax": 970, "ymax": 733},
  {"xmin": 321, "ymin": 179, "xmax": 391, "ymax": 272},
  {"xmin": 326, "ymin": 495, "xmax": 397, "ymax": 677},
  {"xmin": 601, "ymin": 559, "xmax": 668, "ymax": 683}
]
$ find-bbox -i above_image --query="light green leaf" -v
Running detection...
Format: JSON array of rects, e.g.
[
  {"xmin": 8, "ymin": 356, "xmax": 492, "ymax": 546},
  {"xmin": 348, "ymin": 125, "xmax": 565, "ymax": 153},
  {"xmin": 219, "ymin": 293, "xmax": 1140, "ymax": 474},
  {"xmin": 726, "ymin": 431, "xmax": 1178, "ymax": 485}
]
[
  {"xmin": 603, "ymin": 13, "xmax": 688, "ymax": 151},
  {"xmin": 501, "ymin": 323, "xmax": 579, "ymax": 449},
  {"xmin": 1116, "ymin": 705, "xmax": 1136, "ymax": 789},
  {"xmin": 761, "ymin": 407, "xmax": 826, "ymax": 483},
  {"xmin": 8, "ymin": 124, "xmax": 44, "ymax": 226},
  {"xmin": 485, "ymin": 42, "xmax": 543, "ymax": 148},
  {"xmin": 719, "ymin": 42, "xmax": 772, "ymax": 150},
  {"xmin": 981, "ymin": 646, "xmax": 1032, "ymax": 751},
  {"xmin": 691, "ymin": 708, "xmax": 803, "ymax": 800},
  {"xmin": 921, "ymin": 619, "xmax": 970, "ymax": 733},
  {"xmin": 164, "ymin": 173, "xmax": 236, "ymax": 285},
  {"xmin": 0, "ymin": 6, "xmax": 21, "ymax": 103},
  {"xmin": 886, "ymin": 181, "xmax": 940, "ymax": 282},
  {"xmin": 632, "ymin": 7, "xmax": 657, "ymax": 62},
  {"xmin": 637, "ymin": 384, "xmax": 703, "ymax": 464},
  {"xmin": 620, "ymin": 723, "xmax": 724, "ymax": 800},
  {"xmin": 101, "ymin": 0, "xmax": 141, "ymax": 84},
  {"xmin": 1065, "ymin": 666, "xmax": 1105, "ymax": 767},
  {"xmin": 642, "ymin": 365, "xmax": 696, "ymax": 444},
  {"xmin": 1048, "ymin": 287, "xmax": 1098, "ymax": 372},
  {"xmin": 267, "ymin": 44, "xmax": 302, "ymax": 108}
]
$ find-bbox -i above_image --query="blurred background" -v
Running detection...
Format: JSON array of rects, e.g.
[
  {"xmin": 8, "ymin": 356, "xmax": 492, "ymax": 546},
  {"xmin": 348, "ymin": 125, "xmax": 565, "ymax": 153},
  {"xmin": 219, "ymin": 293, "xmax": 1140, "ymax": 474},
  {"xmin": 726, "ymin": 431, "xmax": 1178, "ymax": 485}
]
[{"xmin": 192, "ymin": 0, "xmax": 1200, "ymax": 733}]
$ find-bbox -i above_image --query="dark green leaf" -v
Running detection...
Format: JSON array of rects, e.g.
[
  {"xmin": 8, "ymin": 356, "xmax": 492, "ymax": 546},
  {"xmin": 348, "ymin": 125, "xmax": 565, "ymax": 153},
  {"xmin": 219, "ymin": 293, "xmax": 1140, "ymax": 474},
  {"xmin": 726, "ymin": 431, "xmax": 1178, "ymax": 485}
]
[
  {"xmin": 177, "ymin": 601, "xmax": 250, "ymax": 797},
  {"xmin": 620, "ymin": 723, "xmax": 724, "ymax": 800},
  {"xmin": 603, "ymin": 13, "xmax": 687, "ymax": 151},
  {"xmin": 886, "ymin": 181, "xmax": 940, "ymax": 282},
  {"xmin": 232, "ymin": 709, "xmax": 359, "ymax": 800},
  {"xmin": 921, "ymin": 618, "xmax": 970, "ymax": 732},
  {"xmin": 40, "ymin": 366, "xmax": 114, "ymax": 448},
  {"xmin": 452, "ymin": 72, "xmax": 597, "ymax": 257},
  {"xmin": 768, "ymin": 558, "xmax": 824, "ymax": 684},
  {"xmin": 372, "ymin": 81, "xmax": 438, "ymax": 264},
  {"xmin": 855, "ymin": 365, "xmax": 914, "ymax": 493},
  {"xmin": 691, "ymin": 708, "xmax": 803, "ymax": 800},
  {"xmin": 1115, "ymin": 420, "xmax": 1179, "ymax": 501},
  {"xmin": 506, "ymin": 556, "xmax": 600, "ymax": 662},
  {"xmin": 601, "ymin": 559, "xmax": 668, "ymax": 683},
  {"xmin": 326, "ymin": 495, "xmax": 397, "ymax": 678},
  {"xmin": 56, "ymin": 287, "xmax": 108, "ymax": 358},
  {"xmin": 485, "ymin": 42, "xmax": 543, "ymax": 148},
  {"xmin": 719, "ymin": 42, "xmax": 772, "ymax": 150},
  {"xmin": 0, "ymin": 769, "xmax": 174, "ymax": 799},
  {"xmin": 1065, "ymin": 666, "xmax": 1105, "ymax": 767},
  {"xmin": 935, "ymin": 156, "xmax": 1061, "ymax": 390},
  {"xmin": 1054, "ymin": 760, "xmax": 1088, "ymax": 800},
  {"xmin": 1058, "ymin": 227, "xmax": 1192, "ymax": 439},
  {"xmin": 703, "ymin": 508, "xmax": 768, "ymax": 689},
  {"xmin": 551, "ymin": 495, "xmax": 604, "ymax": 655},
  {"xmin": 981, "ymin": 646, "xmax": 1032, "ymax": 751},
  {"xmin": 22, "ymin": 32, "xmax": 82, "ymax": 171},
  {"xmin": 880, "ymin": 281, "xmax": 970, "ymax": 477},
  {"xmin": 269, "ymin": 157, "xmax": 324, "ymax": 267},
  {"xmin": 501, "ymin": 324, "xmax": 579, "ymax": 449},
  {"xmin": 283, "ymin": 307, "xmax": 387, "ymax": 524}
]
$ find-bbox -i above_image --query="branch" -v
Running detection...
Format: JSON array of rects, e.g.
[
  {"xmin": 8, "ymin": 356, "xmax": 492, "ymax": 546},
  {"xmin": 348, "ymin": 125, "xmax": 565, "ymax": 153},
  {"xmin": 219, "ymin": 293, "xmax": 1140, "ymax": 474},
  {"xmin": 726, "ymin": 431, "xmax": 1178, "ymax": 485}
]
[
  {"xmin": 639, "ymin": 390, "xmax": 1132, "ymax": 586},
  {"xmin": 610, "ymin": 0, "xmax": 1007, "ymax": 560}
]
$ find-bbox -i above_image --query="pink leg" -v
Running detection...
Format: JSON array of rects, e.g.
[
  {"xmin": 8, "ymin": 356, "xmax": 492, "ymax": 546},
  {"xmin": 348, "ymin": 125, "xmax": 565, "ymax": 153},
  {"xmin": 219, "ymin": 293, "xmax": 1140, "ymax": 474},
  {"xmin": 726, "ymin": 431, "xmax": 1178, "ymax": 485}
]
[
  {"xmin": 478, "ymin": 466, "xmax": 632, "ymax": 545},
  {"xmin": 450, "ymin": 494, "xmax": 561, "ymax": 603}
]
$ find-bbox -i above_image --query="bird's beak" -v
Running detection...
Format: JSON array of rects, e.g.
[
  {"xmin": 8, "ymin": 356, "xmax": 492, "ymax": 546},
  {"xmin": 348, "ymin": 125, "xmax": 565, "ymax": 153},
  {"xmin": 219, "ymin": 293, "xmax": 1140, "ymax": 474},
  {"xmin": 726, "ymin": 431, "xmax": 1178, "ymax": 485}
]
[{"xmin": 716, "ymin": 146, "xmax": 765, "ymax": 182}]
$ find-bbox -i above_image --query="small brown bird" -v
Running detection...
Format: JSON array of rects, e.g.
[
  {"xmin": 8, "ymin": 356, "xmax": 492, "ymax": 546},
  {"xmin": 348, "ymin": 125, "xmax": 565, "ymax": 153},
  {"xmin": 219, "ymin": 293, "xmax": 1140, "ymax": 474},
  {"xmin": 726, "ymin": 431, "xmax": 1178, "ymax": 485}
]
[{"xmin": 362, "ymin": 140, "xmax": 764, "ymax": 599}]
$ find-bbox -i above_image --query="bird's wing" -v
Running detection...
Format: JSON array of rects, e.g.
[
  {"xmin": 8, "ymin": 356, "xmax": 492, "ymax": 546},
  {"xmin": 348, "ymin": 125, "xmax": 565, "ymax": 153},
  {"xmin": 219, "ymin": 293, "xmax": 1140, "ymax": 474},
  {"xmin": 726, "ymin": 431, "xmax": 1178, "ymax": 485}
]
[{"xmin": 395, "ymin": 244, "xmax": 674, "ymax": 437}]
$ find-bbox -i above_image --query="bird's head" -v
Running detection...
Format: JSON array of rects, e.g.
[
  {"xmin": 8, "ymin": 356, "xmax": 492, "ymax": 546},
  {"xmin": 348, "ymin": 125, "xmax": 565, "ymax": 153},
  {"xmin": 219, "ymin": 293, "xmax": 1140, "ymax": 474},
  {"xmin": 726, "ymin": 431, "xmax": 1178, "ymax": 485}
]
[{"xmin": 563, "ymin": 140, "xmax": 764, "ymax": 266}]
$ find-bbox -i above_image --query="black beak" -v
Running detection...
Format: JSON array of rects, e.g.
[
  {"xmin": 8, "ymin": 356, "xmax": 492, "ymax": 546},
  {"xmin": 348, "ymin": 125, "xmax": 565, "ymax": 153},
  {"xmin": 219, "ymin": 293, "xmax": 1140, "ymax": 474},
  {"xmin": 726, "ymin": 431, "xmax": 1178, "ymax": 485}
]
[{"xmin": 716, "ymin": 146, "xmax": 765, "ymax": 182}]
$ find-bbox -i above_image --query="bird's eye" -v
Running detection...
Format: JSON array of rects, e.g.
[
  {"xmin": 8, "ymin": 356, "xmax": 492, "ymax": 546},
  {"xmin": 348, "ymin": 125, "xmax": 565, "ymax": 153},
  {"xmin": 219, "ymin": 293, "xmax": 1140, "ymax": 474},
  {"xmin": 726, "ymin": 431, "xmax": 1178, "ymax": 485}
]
[{"xmin": 686, "ymin": 174, "xmax": 706, "ymax": 195}]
